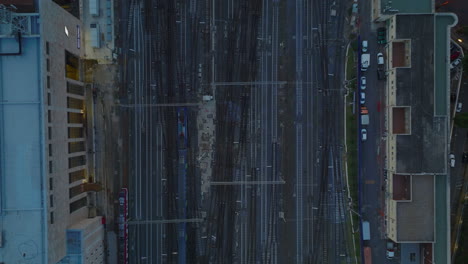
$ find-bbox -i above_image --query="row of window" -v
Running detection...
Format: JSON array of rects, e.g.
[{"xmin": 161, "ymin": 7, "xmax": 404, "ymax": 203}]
[
  {"xmin": 46, "ymin": 42, "xmax": 88, "ymax": 224},
  {"xmin": 49, "ymin": 155, "xmax": 87, "ymax": 173},
  {"xmin": 50, "ymin": 197, "xmax": 89, "ymax": 224}
]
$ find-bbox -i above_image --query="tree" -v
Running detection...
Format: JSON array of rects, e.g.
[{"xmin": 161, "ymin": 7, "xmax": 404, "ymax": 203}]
[
  {"xmin": 463, "ymin": 55, "xmax": 468, "ymax": 73},
  {"xmin": 454, "ymin": 113, "xmax": 468, "ymax": 128}
]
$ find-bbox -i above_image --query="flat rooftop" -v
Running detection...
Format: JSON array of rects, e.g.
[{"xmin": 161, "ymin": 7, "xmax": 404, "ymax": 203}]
[
  {"xmin": 394, "ymin": 14, "xmax": 447, "ymax": 174},
  {"xmin": 396, "ymin": 174, "xmax": 434, "ymax": 242},
  {"xmin": 380, "ymin": 0, "xmax": 432, "ymax": 14}
]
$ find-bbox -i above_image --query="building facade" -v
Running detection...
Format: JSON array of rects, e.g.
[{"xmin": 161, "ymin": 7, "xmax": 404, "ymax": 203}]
[{"xmin": 0, "ymin": 0, "xmax": 111, "ymax": 263}]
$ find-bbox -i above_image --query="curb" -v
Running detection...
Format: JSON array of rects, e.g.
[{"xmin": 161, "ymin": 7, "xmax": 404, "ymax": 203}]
[{"xmin": 450, "ymin": 39, "xmax": 465, "ymax": 141}]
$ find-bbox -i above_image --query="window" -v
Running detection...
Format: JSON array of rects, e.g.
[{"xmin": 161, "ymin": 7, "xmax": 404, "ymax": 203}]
[
  {"xmin": 70, "ymin": 197, "xmax": 87, "ymax": 213},
  {"xmin": 50, "ymin": 212, "xmax": 54, "ymax": 224},
  {"xmin": 48, "ymin": 127, "xmax": 52, "ymax": 140},
  {"xmin": 47, "ymin": 92, "xmax": 51, "ymax": 105},
  {"xmin": 48, "ymin": 110, "xmax": 52, "ymax": 123},
  {"xmin": 69, "ymin": 169, "xmax": 86, "ymax": 183},
  {"xmin": 67, "ymin": 112, "xmax": 83, "ymax": 124},
  {"xmin": 67, "ymin": 97, "xmax": 84, "ymax": 110},
  {"xmin": 46, "ymin": 41, "xmax": 49, "ymax": 55},
  {"xmin": 65, "ymin": 50, "xmax": 80, "ymax": 81},
  {"xmin": 49, "ymin": 178, "xmax": 53, "ymax": 190},
  {"xmin": 69, "ymin": 155, "xmax": 86, "ymax": 168},
  {"xmin": 69, "ymin": 185, "xmax": 83, "ymax": 198},
  {"xmin": 68, "ymin": 141, "xmax": 85, "ymax": 153},
  {"xmin": 50, "ymin": 195, "xmax": 54, "ymax": 207},
  {"xmin": 49, "ymin": 160, "xmax": 53, "ymax": 174},
  {"xmin": 47, "ymin": 76, "xmax": 50, "ymax": 88},
  {"xmin": 48, "ymin": 144, "xmax": 52, "ymax": 157},
  {"xmin": 68, "ymin": 127, "xmax": 84, "ymax": 138},
  {"xmin": 46, "ymin": 58, "xmax": 50, "ymax": 72},
  {"xmin": 67, "ymin": 82, "xmax": 85, "ymax": 95}
]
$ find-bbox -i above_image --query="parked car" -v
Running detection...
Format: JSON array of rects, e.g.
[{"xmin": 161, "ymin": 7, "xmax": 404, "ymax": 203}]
[
  {"xmin": 450, "ymin": 154, "xmax": 456, "ymax": 168},
  {"xmin": 377, "ymin": 68, "xmax": 386, "ymax": 80},
  {"xmin": 462, "ymin": 152, "xmax": 468, "ymax": 163},
  {"xmin": 362, "ymin": 40, "xmax": 368, "ymax": 52},
  {"xmin": 360, "ymin": 76, "xmax": 366, "ymax": 90},
  {"xmin": 377, "ymin": 53, "xmax": 384, "ymax": 65},
  {"xmin": 451, "ymin": 93, "xmax": 457, "ymax": 102},
  {"xmin": 451, "ymin": 58, "xmax": 462, "ymax": 69},
  {"xmin": 457, "ymin": 102, "xmax": 463, "ymax": 113},
  {"xmin": 360, "ymin": 106, "xmax": 368, "ymax": 115},
  {"xmin": 451, "ymin": 51, "xmax": 461, "ymax": 61},
  {"xmin": 377, "ymin": 27, "xmax": 387, "ymax": 44},
  {"xmin": 386, "ymin": 241, "xmax": 395, "ymax": 259},
  {"xmin": 361, "ymin": 129, "xmax": 367, "ymax": 141},
  {"xmin": 360, "ymin": 92, "xmax": 366, "ymax": 105}
]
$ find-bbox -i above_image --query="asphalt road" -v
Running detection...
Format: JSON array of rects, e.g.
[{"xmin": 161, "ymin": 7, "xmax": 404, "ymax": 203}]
[{"xmin": 357, "ymin": 0, "xmax": 397, "ymax": 263}]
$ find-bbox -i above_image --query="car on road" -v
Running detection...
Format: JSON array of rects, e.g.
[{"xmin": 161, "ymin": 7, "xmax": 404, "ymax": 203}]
[
  {"xmin": 463, "ymin": 152, "xmax": 468, "ymax": 163},
  {"xmin": 457, "ymin": 102, "xmax": 463, "ymax": 112},
  {"xmin": 377, "ymin": 68, "xmax": 385, "ymax": 80},
  {"xmin": 377, "ymin": 27, "xmax": 387, "ymax": 44},
  {"xmin": 450, "ymin": 154, "xmax": 456, "ymax": 168},
  {"xmin": 386, "ymin": 241, "xmax": 395, "ymax": 259},
  {"xmin": 451, "ymin": 50, "xmax": 461, "ymax": 61},
  {"xmin": 362, "ymin": 40, "xmax": 368, "ymax": 52},
  {"xmin": 360, "ymin": 106, "xmax": 368, "ymax": 115},
  {"xmin": 360, "ymin": 92, "xmax": 366, "ymax": 105},
  {"xmin": 377, "ymin": 53, "xmax": 384, "ymax": 65},
  {"xmin": 361, "ymin": 129, "xmax": 367, "ymax": 141},
  {"xmin": 360, "ymin": 76, "xmax": 366, "ymax": 90},
  {"xmin": 451, "ymin": 58, "xmax": 461, "ymax": 69}
]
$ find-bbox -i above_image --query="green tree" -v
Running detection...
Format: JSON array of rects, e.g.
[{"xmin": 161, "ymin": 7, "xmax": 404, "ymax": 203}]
[
  {"xmin": 454, "ymin": 113, "xmax": 468, "ymax": 128},
  {"xmin": 463, "ymin": 55, "xmax": 468, "ymax": 73}
]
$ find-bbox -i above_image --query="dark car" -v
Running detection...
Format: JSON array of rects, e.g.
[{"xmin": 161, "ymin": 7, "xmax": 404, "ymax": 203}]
[
  {"xmin": 451, "ymin": 93, "xmax": 456, "ymax": 102},
  {"xmin": 462, "ymin": 152, "xmax": 468, "ymax": 163},
  {"xmin": 377, "ymin": 68, "xmax": 386, "ymax": 80},
  {"xmin": 451, "ymin": 51, "xmax": 461, "ymax": 61},
  {"xmin": 377, "ymin": 27, "xmax": 387, "ymax": 44}
]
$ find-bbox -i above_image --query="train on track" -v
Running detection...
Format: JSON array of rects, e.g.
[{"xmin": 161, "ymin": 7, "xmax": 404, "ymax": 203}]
[
  {"xmin": 118, "ymin": 188, "xmax": 129, "ymax": 264},
  {"xmin": 177, "ymin": 107, "xmax": 188, "ymax": 263}
]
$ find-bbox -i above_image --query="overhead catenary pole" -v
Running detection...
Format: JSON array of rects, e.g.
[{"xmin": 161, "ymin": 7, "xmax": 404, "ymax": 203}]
[{"xmin": 127, "ymin": 218, "xmax": 204, "ymax": 225}]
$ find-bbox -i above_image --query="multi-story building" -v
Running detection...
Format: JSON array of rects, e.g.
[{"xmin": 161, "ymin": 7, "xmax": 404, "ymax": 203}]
[
  {"xmin": 0, "ymin": 0, "xmax": 114, "ymax": 263},
  {"xmin": 372, "ymin": 0, "xmax": 458, "ymax": 263}
]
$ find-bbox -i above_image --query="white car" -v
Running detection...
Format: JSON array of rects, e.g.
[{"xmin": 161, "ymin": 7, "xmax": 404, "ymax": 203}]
[
  {"xmin": 360, "ymin": 92, "xmax": 366, "ymax": 105},
  {"xmin": 377, "ymin": 53, "xmax": 384, "ymax": 65},
  {"xmin": 362, "ymin": 40, "xmax": 368, "ymax": 52},
  {"xmin": 457, "ymin": 102, "xmax": 463, "ymax": 113},
  {"xmin": 386, "ymin": 241, "xmax": 395, "ymax": 259},
  {"xmin": 450, "ymin": 154, "xmax": 455, "ymax": 168},
  {"xmin": 360, "ymin": 76, "xmax": 366, "ymax": 90},
  {"xmin": 361, "ymin": 129, "xmax": 367, "ymax": 141},
  {"xmin": 451, "ymin": 58, "xmax": 461, "ymax": 69}
]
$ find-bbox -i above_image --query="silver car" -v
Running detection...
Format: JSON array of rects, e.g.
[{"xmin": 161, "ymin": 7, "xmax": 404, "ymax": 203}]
[{"xmin": 361, "ymin": 129, "xmax": 367, "ymax": 141}]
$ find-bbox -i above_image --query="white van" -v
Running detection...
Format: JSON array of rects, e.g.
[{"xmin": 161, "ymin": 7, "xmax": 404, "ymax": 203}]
[{"xmin": 362, "ymin": 40, "xmax": 368, "ymax": 52}]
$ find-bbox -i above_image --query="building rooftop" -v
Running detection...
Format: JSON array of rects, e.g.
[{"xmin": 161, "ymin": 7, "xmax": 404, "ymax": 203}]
[
  {"xmin": 380, "ymin": 0, "xmax": 433, "ymax": 15},
  {"xmin": 0, "ymin": 35, "xmax": 46, "ymax": 263},
  {"xmin": 396, "ymin": 174, "xmax": 434, "ymax": 242},
  {"xmin": 393, "ymin": 14, "xmax": 447, "ymax": 174}
]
